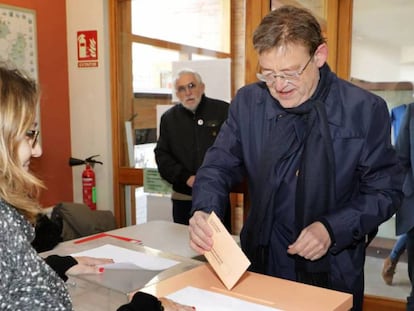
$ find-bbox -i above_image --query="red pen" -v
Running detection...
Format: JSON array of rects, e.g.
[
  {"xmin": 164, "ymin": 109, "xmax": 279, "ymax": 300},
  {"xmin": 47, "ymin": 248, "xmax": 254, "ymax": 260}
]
[{"xmin": 74, "ymin": 232, "xmax": 142, "ymax": 244}]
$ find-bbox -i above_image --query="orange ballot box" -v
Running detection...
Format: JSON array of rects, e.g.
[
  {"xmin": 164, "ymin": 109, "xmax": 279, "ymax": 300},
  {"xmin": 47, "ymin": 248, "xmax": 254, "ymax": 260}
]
[{"xmin": 141, "ymin": 264, "xmax": 353, "ymax": 311}]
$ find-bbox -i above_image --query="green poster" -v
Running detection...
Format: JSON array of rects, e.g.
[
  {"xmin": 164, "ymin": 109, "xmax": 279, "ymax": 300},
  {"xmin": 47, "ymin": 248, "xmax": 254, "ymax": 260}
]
[{"xmin": 143, "ymin": 168, "xmax": 172, "ymax": 194}]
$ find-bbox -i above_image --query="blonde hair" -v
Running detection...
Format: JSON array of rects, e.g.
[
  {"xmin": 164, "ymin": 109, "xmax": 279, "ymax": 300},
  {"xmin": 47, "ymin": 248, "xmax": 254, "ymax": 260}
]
[{"xmin": 0, "ymin": 65, "xmax": 44, "ymax": 223}]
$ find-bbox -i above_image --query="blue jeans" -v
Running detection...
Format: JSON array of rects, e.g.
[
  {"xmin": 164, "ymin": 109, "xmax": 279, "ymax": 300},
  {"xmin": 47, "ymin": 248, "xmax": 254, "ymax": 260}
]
[{"xmin": 390, "ymin": 234, "xmax": 407, "ymax": 262}]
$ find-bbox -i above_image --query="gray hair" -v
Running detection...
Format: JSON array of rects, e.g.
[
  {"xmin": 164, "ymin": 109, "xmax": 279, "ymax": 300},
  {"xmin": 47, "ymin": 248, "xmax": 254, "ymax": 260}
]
[{"xmin": 173, "ymin": 68, "xmax": 203, "ymax": 90}]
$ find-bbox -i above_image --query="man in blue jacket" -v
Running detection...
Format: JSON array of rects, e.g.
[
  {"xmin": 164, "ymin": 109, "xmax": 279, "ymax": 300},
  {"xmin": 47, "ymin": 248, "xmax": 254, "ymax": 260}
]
[{"xmin": 188, "ymin": 5, "xmax": 404, "ymax": 311}]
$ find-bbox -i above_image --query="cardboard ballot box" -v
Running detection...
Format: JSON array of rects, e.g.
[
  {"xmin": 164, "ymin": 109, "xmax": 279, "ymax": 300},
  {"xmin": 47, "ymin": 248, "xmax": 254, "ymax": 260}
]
[{"xmin": 141, "ymin": 264, "xmax": 353, "ymax": 311}]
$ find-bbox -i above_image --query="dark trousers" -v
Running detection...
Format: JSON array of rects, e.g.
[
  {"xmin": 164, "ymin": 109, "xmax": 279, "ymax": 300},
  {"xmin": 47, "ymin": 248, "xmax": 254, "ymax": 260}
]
[
  {"xmin": 172, "ymin": 198, "xmax": 232, "ymax": 232},
  {"xmin": 407, "ymin": 227, "xmax": 414, "ymax": 311},
  {"xmin": 172, "ymin": 199, "xmax": 192, "ymax": 225}
]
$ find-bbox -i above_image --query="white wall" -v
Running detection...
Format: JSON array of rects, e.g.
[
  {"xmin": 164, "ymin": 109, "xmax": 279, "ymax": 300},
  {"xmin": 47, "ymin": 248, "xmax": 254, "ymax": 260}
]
[
  {"xmin": 351, "ymin": 38, "xmax": 414, "ymax": 83},
  {"xmin": 400, "ymin": 65, "xmax": 414, "ymax": 82},
  {"xmin": 66, "ymin": 0, "xmax": 113, "ymax": 212},
  {"xmin": 351, "ymin": 39, "xmax": 401, "ymax": 81}
]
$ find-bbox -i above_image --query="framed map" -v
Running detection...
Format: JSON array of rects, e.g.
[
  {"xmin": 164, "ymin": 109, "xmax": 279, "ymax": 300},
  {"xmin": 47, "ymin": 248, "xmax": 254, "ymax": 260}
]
[{"xmin": 0, "ymin": 4, "xmax": 38, "ymax": 80}]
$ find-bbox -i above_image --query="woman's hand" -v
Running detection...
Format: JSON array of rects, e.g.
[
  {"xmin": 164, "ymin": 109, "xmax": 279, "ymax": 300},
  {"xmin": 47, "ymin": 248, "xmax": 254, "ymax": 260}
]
[
  {"xmin": 159, "ymin": 297, "xmax": 195, "ymax": 311},
  {"xmin": 66, "ymin": 256, "xmax": 114, "ymax": 276}
]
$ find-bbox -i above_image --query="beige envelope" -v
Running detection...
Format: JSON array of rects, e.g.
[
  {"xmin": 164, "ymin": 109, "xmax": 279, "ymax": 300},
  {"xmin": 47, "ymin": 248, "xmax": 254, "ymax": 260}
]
[{"xmin": 204, "ymin": 211, "xmax": 251, "ymax": 289}]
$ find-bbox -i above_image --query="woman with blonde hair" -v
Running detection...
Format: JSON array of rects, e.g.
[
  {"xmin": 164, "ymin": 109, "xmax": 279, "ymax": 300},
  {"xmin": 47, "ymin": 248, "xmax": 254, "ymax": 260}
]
[{"xmin": 0, "ymin": 65, "xmax": 194, "ymax": 311}]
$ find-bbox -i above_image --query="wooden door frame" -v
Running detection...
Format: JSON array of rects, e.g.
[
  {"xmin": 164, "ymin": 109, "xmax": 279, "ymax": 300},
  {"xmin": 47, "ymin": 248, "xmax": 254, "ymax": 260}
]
[{"xmin": 109, "ymin": 0, "xmax": 143, "ymax": 227}]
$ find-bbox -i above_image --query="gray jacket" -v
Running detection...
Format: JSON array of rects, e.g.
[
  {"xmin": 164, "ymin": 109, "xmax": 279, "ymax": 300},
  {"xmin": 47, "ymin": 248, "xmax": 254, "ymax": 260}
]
[{"xmin": 0, "ymin": 200, "xmax": 72, "ymax": 310}]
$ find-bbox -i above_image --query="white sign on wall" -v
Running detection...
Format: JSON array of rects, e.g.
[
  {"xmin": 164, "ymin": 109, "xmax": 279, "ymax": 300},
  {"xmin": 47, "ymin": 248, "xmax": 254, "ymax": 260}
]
[{"xmin": 171, "ymin": 58, "xmax": 231, "ymax": 103}]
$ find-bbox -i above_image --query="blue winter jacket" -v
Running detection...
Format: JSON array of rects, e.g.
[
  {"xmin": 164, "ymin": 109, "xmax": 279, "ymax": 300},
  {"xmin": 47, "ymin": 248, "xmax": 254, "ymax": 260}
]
[{"xmin": 192, "ymin": 68, "xmax": 404, "ymax": 310}]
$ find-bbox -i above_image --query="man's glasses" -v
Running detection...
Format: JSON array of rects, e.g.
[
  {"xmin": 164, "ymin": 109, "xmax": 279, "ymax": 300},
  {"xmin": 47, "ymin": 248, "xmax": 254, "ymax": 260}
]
[
  {"xmin": 176, "ymin": 82, "xmax": 197, "ymax": 94},
  {"xmin": 26, "ymin": 130, "xmax": 40, "ymax": 148},
  {"xmin": 256, "ymin": 53, "xmax": 314, "ymax": 84}
]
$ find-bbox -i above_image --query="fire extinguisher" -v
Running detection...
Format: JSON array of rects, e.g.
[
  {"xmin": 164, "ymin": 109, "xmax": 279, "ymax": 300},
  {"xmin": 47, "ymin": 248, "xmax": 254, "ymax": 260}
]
[{"xmin": 69, "ymin": 155, "xmax": 103, "ymax": 210}]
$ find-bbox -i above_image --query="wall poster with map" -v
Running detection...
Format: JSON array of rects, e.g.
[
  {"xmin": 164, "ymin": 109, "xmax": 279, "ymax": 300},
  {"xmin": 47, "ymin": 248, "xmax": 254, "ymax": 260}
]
[{"xmin": 0, "ymin": 4, "xmax": 37, "ymax": 80}]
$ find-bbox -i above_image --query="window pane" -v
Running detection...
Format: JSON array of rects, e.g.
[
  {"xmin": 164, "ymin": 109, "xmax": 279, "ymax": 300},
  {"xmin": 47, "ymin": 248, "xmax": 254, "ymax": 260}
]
[
  {"xmin": 132, "ymin": 43, "xmax": 179, "ymax": 93},
  {"xmin": 131, "ymin": 0, "xmax": 230, "ymax": 53}
]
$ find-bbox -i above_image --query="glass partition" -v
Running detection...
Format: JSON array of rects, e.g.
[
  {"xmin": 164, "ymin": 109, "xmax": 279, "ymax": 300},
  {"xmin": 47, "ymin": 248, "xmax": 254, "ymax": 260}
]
[{"xmin": 351, "ymin": 0, "xmax": 412, "ymax": 302}]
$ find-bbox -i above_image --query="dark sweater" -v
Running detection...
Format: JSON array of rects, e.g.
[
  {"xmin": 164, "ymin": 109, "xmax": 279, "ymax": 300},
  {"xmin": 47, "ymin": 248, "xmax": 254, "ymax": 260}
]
[{"xmin": 154, "ymin": 94, "xmax": 229, "ymax": 195}]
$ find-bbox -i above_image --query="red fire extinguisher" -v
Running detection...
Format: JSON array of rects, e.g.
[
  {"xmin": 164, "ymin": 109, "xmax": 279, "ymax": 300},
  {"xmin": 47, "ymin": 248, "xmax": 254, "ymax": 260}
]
[{"xmin": 69, "ymin": 155, "xmax": 103, "ymax": 210}]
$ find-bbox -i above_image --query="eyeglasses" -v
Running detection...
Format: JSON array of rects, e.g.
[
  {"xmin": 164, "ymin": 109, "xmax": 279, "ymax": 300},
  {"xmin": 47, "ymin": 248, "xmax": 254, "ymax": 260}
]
[
  {"xmin": 256, "ymin": 53, "xmax": 314, "ymax": 84},
  {"xmin": 176, "ymin": 82, "xmax": 197, "ymax": 94},
  {"xmin": 26, "ymin": 130, "xmax": 40, "ymax": 148}
]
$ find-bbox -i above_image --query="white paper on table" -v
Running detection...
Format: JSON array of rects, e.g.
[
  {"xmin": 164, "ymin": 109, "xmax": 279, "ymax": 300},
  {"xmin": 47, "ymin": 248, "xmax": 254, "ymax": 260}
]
[
  {"xmin": 167, "ymin": 286, "xmax": 282, "ymax": 311},
  {"xmin": 71, "ymin": 244, "xmax": 179, "ymax": 270}
]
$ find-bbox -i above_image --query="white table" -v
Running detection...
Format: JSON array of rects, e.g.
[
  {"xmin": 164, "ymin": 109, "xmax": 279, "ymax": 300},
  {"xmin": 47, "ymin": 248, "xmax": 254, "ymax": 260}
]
[
  {"xmin": 41, "ymin": 220, "xmax": 203, "ymax": 310},
  {"xmin": 107, "ymin": 220, "xmax": 200, "ymax": 258}
]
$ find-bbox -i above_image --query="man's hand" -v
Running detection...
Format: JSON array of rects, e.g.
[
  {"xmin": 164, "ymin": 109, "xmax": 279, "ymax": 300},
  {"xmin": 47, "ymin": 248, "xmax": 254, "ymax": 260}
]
[
  {"xmin": 66, "ymin": 256, "xmax": 114, "ymax": 276},
  {"xmin": 189, "ymin": 211, "xmax": 213, "ymax": 254},
  {"xmin": 186, "ymin": 175, "xmax": 196, "ymax": 187},
  {"xmin": 287, "ymin": 221, "xmax": 331, "ymax": 261}
]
